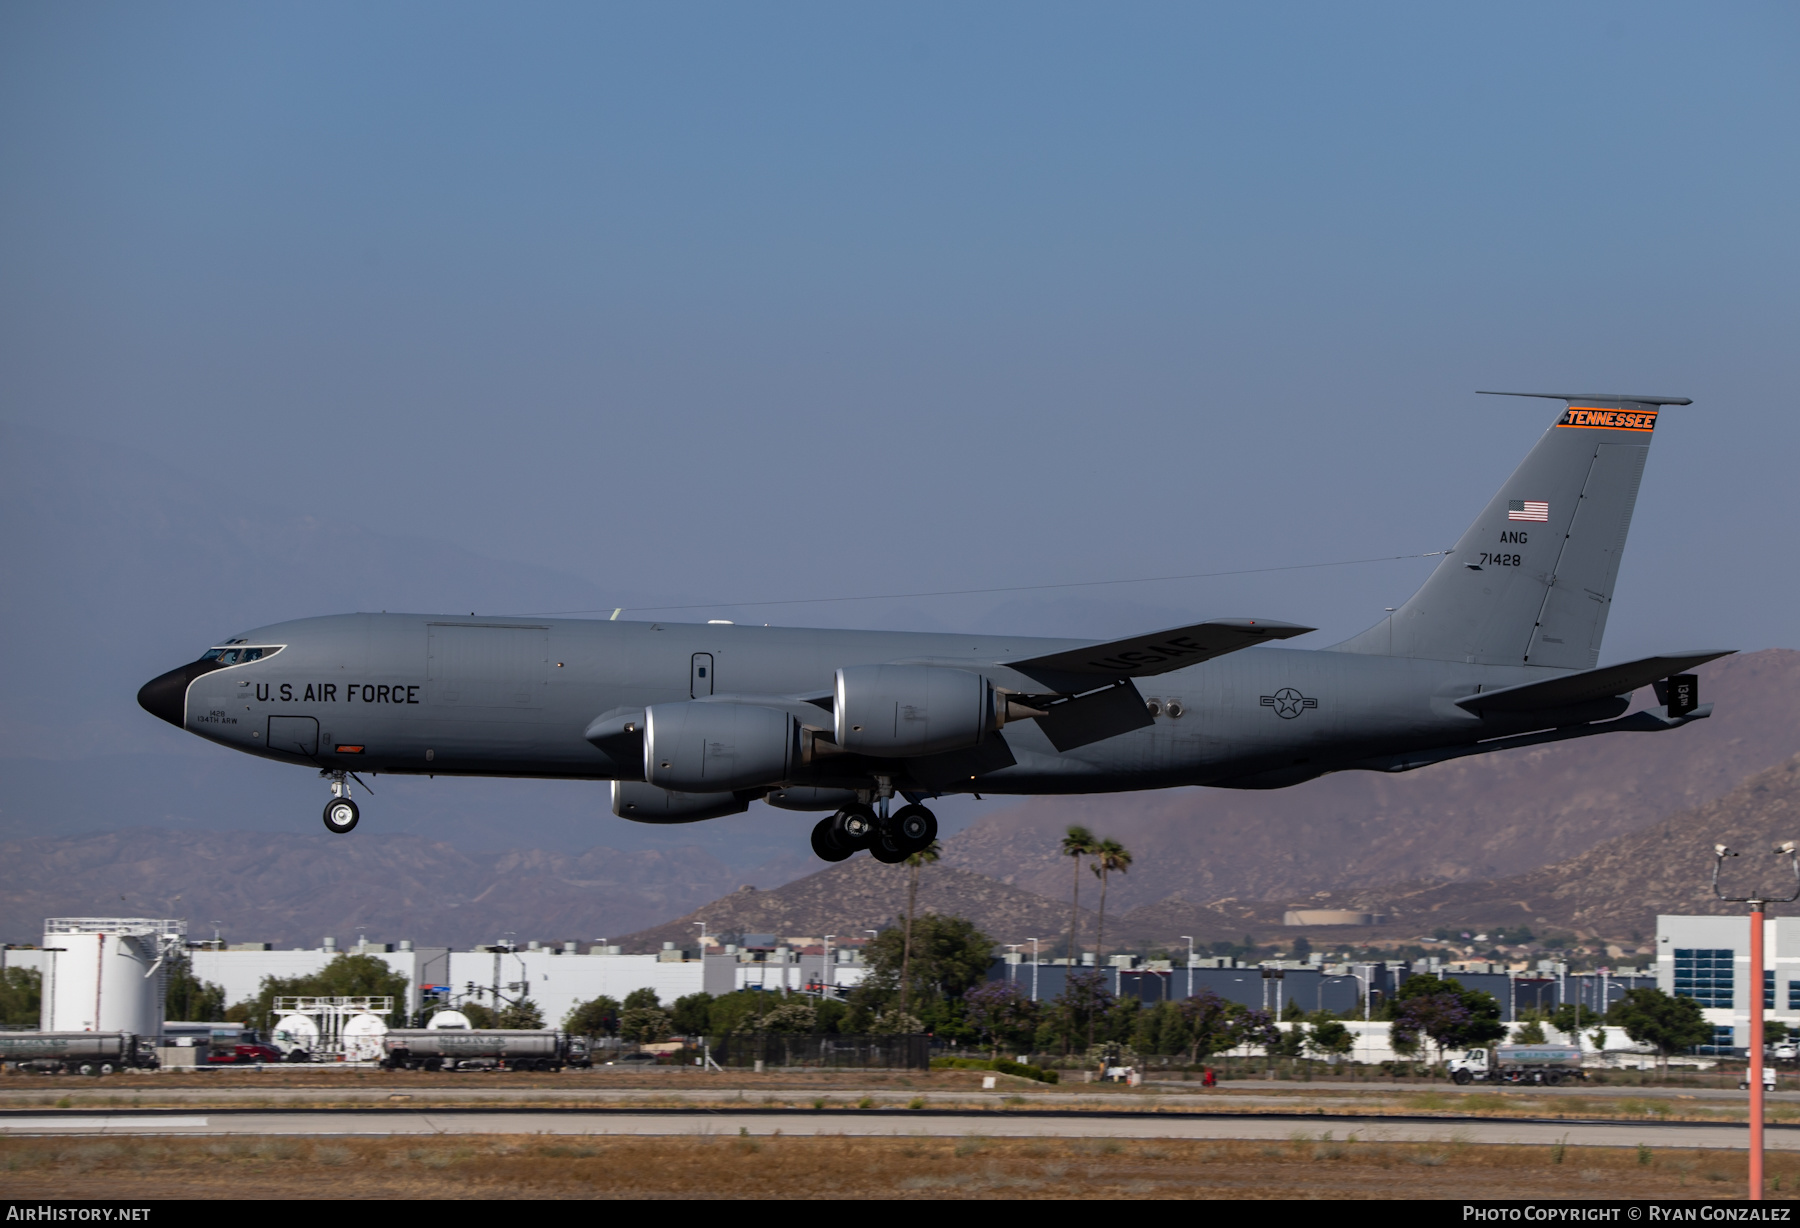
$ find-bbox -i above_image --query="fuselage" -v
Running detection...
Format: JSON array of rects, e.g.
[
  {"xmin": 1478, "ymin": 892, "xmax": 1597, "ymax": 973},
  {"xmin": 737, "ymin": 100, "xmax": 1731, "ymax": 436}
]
[{"xmin": 144, "ymin": 612, "xmax": 1612, "ymax": 796}]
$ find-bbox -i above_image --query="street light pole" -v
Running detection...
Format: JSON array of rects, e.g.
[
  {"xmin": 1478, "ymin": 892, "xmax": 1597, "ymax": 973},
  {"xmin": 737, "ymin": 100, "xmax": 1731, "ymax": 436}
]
[
  {"xmin": 1712, "ymin": 840, "xmax": 1800, "ymax": 1203},
  {"xmin": 1031, "ymin": 938, "xmax": 1041, "ymax": 1002},
  {"xmin": 1182, "ymin": 935, "xmax": 1195, "ymax": 999}
]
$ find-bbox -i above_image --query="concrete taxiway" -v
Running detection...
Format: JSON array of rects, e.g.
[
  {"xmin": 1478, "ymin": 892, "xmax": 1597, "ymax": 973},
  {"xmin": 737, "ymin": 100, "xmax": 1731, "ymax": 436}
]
[{"xmin": 0, "ymin": 1108, "xmax": 1785, "ymax": 1151}]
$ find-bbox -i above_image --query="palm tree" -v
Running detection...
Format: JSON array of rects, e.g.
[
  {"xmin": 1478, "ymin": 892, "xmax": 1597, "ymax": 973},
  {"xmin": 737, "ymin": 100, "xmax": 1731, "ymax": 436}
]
[
  {"xmin": 1086, "ymin": 837, "xmax": 1132, "ymax": 1048},
  {"xmin": 1061, "ymin": 825, "xmax": 1097, "ymax": 967},
  {"xmin": 1089, "ymin": 837, "xmax": 1133, "ymax": 970},
  {"xmin": 898, "ymin": 840, "xmax": 942, "ymax": 1023}
]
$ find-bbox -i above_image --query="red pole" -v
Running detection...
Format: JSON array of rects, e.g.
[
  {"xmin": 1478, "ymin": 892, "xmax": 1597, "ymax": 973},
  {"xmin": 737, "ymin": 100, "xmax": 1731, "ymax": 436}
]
[{"xmin": 1751, "ymin": 905, "xmax": 1765, "ymax": 1201}]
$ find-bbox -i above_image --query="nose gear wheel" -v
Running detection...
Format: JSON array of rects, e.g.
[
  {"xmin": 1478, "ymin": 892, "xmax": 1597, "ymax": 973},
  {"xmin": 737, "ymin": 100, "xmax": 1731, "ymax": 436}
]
[{"xmin": 323, "ymin": 797, "xmax": 360, "ymax": 834}]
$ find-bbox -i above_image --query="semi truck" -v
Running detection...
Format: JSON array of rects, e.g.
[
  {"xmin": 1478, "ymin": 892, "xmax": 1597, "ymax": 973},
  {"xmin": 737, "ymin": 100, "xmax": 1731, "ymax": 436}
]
[
  {"xmin": 1447, "ymin": 1044, "xmax": 1585, "ymax": 1085},
  {"xmin": 380, "ymin": 1029, "xmax": 590, "ymax": 1072},
  {"xmin": 0, "ymin": 1032, "xmax": 160, "ymax": 1075}
]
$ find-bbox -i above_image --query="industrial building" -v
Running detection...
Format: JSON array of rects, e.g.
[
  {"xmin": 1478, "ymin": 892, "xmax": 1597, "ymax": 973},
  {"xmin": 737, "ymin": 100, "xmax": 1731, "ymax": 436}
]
[
  {"xmin": 992, "ymin": 950, "xmax": 1651, "ymax": 1024},
  {"xmin": 1655, "ymin": 913, "xmax": 1800, "ymax": 1050},
  {"xmin": 0, "ymin": 915, "xmax": 1704, "ymax": 1067},
  {"xmin": 0, "ymin": 921, "xmax": 872, "ymax": 1039}
]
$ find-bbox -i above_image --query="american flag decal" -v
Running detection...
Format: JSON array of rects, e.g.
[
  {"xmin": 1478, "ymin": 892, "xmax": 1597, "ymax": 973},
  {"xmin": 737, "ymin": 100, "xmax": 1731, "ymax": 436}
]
[{"xmin": 1508, "ymin": 499, "xmax": 1549, "ymax": 522}]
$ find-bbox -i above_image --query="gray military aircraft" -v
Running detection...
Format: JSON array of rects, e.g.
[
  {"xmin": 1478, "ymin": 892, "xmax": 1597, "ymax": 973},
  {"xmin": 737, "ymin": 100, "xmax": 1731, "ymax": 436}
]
[{"xmin": 139, "ymin": 392, "xmax": 1727, "ymax": 863}]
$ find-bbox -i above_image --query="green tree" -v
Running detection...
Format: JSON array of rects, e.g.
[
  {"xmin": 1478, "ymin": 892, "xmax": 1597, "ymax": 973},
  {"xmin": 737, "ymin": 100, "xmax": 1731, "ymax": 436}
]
[
  {"xmin": 871, "ymin": 1008, "xmax": 923, "ymax": 1034},
  {"xmin": 1291, "ymin": 935, "xmax": 1313, "ymax": 962},
  {"xmin": 623, "ymin": 987, "xmax": 662, "ymax": 1012},
  {"xmin": 964, "ymin": 981, "xmax": 1039, "ymax": 1058},
  {"xmin": 0, "ymin": 967, "xmax": 41, "ymax": 1026},
  {"xmin": 1388, "ymin": 974, "xmax": 1505, "ymax": 1063},
  {"xmin": 163, "ymin": 950, "xmax": 227, "ymax": 1022},
  {"xmin": 1610, "ymin": 988, "xmax": 1713, "ymax": 1071},
  {"xmin": 563, "ymin": 995, "xmax": 620, "ymax": 1037},
  {"xmin": 620, "ymin": 1006, "xmax": 672, "ymax": 1043},
  {"xmin": 1045, "ymin": 971, "xmax": 1113, "ymax": 1053},
  {"xmin": 1177, "ymin": 990, "xmax": 1242, "ymax": 1065},
  {"xmin": 1061, "ymin": 825, "xmax": 1097, "ymax": 964},
  {"xmin": 497, "ymin": 998, "xmax": 544, "ymax": 1029},
  {"xmin": 670, "ymin": 992, "xmax": 714, "ymax": 1036},
  {"xmin": 1512, "ymin": 1011, "xmax": 1548, "ymax": 1044},
  {"xmin": 758, "ymin": 1000, "xmax": 817, "ymax": 1033},
  {"xmin": 859, "ymin": 913, "xmax": 994, "ymax": 1032},
  {"xmin": 704, "ymin": 990, "xmax": 774, "ymax": 1036},
  {"xmin": 1550, "ymin": 1001, "xmax": 1605, "ymax": 1044},
  {"xmin": 243, "ymin": 954, "xmax": 412, "ymax": 1031},
  {"xmin": 1308, "ymin": 1019, "xmax": 1354, "ymax": 1060},
  {"xmin": 460, "ymin": 1002, "xmax": 498, "ymax": 1028},
  {"xmin": 815, "ymin": 997, "xmax": 849, "ymax": 1035}
]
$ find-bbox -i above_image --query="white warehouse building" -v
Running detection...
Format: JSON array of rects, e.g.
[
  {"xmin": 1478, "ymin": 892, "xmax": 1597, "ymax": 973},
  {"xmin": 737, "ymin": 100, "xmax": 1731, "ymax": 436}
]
[
  {"xmin": 181, "ymin": 939, "xmax": 866, "ymax": 1029},
  {"xmin": 1657, "ymin": 913, "xmax": 1800, "ymax": 1049}
]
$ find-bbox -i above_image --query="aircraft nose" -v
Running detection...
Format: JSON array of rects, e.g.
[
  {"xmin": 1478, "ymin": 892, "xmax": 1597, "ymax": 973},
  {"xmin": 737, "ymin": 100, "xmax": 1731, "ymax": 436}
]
[{"xmin": 137, "ymin": 665, "xmax": 194, "ymax": 727}]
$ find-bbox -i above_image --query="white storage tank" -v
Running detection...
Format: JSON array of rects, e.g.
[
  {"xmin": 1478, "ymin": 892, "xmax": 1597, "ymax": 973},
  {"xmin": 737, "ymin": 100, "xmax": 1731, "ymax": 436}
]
[{"xmin": 40, "ymin": 919, "xmax": 185, "ymax": 1035}]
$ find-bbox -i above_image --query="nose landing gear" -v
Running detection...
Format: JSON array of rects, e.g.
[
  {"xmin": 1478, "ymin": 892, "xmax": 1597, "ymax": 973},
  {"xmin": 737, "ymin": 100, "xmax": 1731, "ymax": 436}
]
[{"xmin": 321, "ymin": 771, "xmax": 360, "ymax": 834}]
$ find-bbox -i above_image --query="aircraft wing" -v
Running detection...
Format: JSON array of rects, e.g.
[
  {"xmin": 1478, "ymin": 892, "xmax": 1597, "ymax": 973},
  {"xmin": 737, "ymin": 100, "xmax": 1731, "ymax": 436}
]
[
  {"xmin": 1454, "ymin": 651, "xmax": 1734, "ymax": 714},
  {"xmin": 1007, "ymin": 618, "xmax": 1315, "ymax": 692}
]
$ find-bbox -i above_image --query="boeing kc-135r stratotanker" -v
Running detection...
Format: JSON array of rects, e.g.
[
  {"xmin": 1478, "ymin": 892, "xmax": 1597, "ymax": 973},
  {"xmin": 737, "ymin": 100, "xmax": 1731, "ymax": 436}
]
[{"xmin": 139, "ymin": 392, "xmax": 1729, "ymax": 863}]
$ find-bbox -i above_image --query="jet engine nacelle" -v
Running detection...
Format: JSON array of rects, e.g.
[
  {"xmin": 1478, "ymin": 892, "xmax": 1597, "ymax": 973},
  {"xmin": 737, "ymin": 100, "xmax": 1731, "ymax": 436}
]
[
  {"xmin": 834, "ymin": 664, "xmax": 998, "ymax": 758},
  {"xmin": 611, "ymin": 780, "xmax": 751, "ymax": 823},
  {"xmin": 643, "ymin": 701, "xmax": 798, "ymax": 792}
]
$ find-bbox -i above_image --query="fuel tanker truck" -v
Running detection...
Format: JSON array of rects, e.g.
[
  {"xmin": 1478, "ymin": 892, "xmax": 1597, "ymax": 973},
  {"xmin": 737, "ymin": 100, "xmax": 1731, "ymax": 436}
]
[
  {"xmin": 380, "ymin": 1029, "xmax": 590, "ymax": 1072},
  {"xmin": 1447, "ymin": 1044, "xmax": 1586, "ymax": 1086},
  {"xmin": 0, "ymin": 1032, "xmax": 159, "ymax": 1075}
]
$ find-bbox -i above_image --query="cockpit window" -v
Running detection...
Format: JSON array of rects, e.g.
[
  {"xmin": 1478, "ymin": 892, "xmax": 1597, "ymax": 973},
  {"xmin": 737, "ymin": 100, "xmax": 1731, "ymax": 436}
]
[{"xmin": 203, "ymin": 645, "xmax": 281, "ymax": 665}]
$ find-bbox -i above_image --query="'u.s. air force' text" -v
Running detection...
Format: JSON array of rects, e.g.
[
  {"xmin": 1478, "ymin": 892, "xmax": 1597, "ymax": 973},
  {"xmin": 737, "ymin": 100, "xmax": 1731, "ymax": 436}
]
[{"xmin": 254, "ymin": 683, "xmax": 419, "ymax": 705}]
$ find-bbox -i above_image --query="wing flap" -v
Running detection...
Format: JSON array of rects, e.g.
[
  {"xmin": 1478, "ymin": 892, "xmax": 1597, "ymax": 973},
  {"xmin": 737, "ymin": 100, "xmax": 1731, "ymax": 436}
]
[{"xmin": 1034, "ymin": 681, "xmax": 1156, "ymax": 751}]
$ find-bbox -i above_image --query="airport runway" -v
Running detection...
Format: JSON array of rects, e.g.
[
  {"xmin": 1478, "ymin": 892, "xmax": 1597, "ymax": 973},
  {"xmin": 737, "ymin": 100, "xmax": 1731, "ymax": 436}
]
[{"xmin": 0, "ymin": 1108, "xmax": 1786, "ymax": 1150}]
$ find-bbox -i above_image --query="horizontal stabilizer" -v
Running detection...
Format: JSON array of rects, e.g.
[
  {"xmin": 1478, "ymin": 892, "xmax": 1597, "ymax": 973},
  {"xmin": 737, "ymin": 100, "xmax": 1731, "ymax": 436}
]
[
  {"xmin": 1010, "ymin": 618, "xmax": 1313, "ymax": 690},
  {"xmin": 1455, "ymin": 651, "xmax": 1734, "ymax": 714}
]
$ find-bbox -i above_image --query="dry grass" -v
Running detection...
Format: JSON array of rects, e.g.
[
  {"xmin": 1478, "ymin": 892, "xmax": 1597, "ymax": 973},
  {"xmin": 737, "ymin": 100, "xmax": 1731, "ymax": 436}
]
[{"xmin": 0, "ymin": 1135, "xmax": 1794, "ymax": 1200}]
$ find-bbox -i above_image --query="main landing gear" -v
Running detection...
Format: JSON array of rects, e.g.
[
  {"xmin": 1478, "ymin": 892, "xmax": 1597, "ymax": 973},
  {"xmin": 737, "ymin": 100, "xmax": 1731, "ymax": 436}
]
[
  {"xmin": 808, "ymin": 788, "xmax": 937, "ymax": 864},
  {"xmin": 321, "ymin": 770, "xmax": 359, "ymax": 834}
]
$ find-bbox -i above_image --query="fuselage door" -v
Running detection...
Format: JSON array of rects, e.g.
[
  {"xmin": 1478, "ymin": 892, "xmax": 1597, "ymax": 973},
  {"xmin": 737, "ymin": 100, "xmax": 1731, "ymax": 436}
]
[
  {"xmin": 691, "ymin": 653, "xmax": 714, "ymax": 698},
  {"xmin": 267, "ymin": 715, "xmax": 319, "ymax": 758}
]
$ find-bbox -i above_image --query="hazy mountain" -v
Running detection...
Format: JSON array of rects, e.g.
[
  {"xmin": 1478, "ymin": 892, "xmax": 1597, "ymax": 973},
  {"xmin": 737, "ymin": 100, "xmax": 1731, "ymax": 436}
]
[
  {"xmin": 0, "ymin": 828, "xmax": 779, "ymax": 950},
  {"xmin": 1338, "ymin": 753, "xmax": 1800, "ymax": 942},
  {"xmin": 612, "ymin": 855, "xmax": 1094, "ymax": 955}
]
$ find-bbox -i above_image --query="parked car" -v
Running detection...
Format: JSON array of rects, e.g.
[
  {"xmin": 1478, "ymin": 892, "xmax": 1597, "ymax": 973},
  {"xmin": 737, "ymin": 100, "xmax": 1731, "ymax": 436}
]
[{"xmin": 207, "ymin": 1043, "xmax": 283, "ymax": 1064}]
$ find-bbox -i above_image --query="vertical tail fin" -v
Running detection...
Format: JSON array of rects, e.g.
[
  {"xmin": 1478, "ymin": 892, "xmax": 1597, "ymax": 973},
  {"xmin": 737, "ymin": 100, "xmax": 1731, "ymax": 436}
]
[{"xmin": 1334, "ymin": 392, "xmax": 1690, "ymax": 669}]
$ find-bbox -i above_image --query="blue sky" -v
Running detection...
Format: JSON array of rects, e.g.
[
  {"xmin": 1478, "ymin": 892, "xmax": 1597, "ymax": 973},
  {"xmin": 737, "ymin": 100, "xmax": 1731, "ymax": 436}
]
[{"xmin": 4, "ymin": 1, "xmax": 1797, "ymax": 658}]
